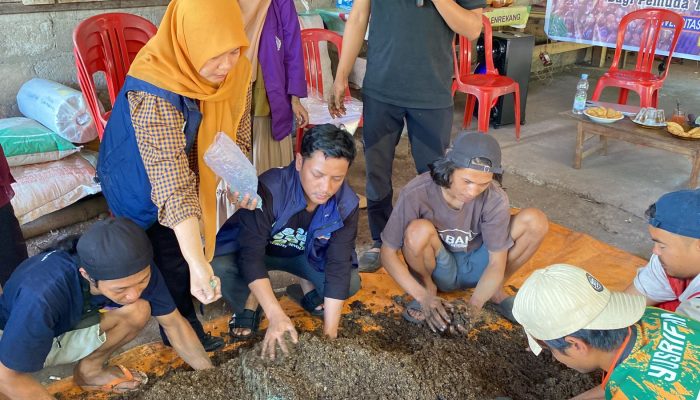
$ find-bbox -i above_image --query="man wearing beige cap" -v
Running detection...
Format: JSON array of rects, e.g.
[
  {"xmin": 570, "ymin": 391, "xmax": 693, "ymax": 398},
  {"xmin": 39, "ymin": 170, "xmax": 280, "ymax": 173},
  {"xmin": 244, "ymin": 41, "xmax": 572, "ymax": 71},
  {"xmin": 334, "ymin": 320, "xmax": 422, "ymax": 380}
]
[{"xmin": 513, "ymin": 264, "xmax": 700, "ymax": 400}]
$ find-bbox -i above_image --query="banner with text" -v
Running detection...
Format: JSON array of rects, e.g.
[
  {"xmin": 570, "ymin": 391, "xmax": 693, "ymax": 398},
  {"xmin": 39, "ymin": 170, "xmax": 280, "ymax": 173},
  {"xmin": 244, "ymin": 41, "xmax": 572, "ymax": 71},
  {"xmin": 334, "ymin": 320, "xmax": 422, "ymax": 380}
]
[{"xmin": 545, "ymin": 0, "xmax": 700, "ymax": 61}]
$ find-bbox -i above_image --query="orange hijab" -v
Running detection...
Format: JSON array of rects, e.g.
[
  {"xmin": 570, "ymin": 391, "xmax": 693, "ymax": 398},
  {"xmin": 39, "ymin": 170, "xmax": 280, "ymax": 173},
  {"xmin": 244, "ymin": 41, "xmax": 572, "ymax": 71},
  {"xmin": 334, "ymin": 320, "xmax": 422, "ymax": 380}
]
[{"xmin": 128, "ymin": 0, "xmax": 252, "ymax": 260}]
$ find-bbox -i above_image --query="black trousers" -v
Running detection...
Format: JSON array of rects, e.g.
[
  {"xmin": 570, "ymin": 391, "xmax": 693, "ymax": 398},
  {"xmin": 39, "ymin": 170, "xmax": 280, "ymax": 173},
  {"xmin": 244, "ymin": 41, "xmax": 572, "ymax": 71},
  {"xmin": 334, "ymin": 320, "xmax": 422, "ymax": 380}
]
[
  {"xmin": 146, "ymin": 222, "xmax": 206, "ymax": 340},
  {"xmin": 0, "ymin": 203, "xmax": 28, "ymax": 287},
  {"xmin": 361, "ymin": 93, "xmax": 453, "ymax": 244}
]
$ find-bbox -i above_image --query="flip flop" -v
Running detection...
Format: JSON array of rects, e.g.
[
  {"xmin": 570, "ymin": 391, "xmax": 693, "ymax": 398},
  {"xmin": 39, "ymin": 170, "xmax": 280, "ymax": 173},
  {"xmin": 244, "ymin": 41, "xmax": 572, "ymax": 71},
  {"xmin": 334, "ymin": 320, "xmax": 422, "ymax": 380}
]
[
  {"xmin": 286, "ymin": 284, "xmax": 324, "ymax": 317},
  {"xmin": 494, "ymin": 296, "xmax": 518, "ymax": 324},
  {"xmin": 229, "ymin": 306, "xmax": 263, "ymax": 342},
  {"xmin": 401, "ymin": 299, "xmax": 425, "ymax": 324},
  {"xmin": 78, "ymin": 364, "xmax": 148, "ymax": 393}
]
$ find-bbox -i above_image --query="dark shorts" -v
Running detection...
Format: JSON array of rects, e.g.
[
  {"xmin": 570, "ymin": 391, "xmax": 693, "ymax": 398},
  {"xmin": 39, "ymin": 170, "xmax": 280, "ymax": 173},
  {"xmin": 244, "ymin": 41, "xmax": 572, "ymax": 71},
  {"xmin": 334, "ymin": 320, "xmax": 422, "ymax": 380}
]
[{"xmin": 431, "ymin": 244, "xmax": 490, "ymax": 292}]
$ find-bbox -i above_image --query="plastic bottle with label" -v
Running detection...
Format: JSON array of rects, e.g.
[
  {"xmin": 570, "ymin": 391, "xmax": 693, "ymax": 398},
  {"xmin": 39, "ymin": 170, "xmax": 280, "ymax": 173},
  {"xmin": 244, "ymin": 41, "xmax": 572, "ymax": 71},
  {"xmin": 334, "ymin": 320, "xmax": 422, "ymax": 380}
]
[{"xmin": 572, "ymin": 73, "xmax": 589, "ymax": 114}]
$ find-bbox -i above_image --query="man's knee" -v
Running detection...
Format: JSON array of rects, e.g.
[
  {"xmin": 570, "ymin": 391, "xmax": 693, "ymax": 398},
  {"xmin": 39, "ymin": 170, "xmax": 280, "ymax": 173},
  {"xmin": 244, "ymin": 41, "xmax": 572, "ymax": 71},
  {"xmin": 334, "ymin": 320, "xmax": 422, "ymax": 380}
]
[
  {"xmin": 512, "ymin": 208, "xmax": 549, "ymax": 240},
  {"xmin": 403, "ymin": 219, "xmax": 438, "ymax": 254},
  {"xmin": 118, "ymin": 299, "xmax": 151, "ymax": 331}
]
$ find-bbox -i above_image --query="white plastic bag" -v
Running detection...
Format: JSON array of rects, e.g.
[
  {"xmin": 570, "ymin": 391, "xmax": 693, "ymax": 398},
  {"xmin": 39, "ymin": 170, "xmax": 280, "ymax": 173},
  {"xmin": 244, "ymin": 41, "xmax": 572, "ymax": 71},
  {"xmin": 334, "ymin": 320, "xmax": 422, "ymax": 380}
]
[
  {"xmin": 300, "ymin": 94, "xmax": 363, "ymax": 134},
  {"xmin": 16, "ymin": 78, "xmax": 98, "ymax": 143},
  {"xmin": 10, "ymin": 152, "xmax": 101, "ymax": 225},
  {"xmin": 204, "ymin": 132, "xmax": 262, "ymax": 209}
]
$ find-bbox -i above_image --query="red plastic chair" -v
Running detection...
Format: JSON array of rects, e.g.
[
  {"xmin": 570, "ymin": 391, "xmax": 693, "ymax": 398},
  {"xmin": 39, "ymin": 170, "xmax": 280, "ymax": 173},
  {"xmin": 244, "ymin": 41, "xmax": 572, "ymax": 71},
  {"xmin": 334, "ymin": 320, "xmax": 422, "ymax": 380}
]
[
  {"xmin": 301, "ymin": 28, "xmax": 350, "ymax": 100},
  {"xmin": 452, "ymin": 15, "xmax": 521, "ymax": 139},
  {"xmin": 297, "ymin": 28, "xmax": 361, "ymax": 152},
  {"xmin": 591, "ymin": 8, "xmax": 684, "ymax": 108},
  {"xmin": 73, "ymin": 13, "xmax": 157, "ymax": 140}
]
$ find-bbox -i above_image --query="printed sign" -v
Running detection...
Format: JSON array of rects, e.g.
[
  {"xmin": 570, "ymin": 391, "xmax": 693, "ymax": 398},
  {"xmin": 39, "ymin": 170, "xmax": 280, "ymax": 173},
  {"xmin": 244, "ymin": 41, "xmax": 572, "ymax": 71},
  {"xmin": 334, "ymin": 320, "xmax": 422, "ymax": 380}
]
[
  {"xmin": 484, "ymin": 6, "xmax": 531, "ymax": 28},
  {"xmin": 545, "ymin": 0, "xmax": 700, "ymax": 60}
]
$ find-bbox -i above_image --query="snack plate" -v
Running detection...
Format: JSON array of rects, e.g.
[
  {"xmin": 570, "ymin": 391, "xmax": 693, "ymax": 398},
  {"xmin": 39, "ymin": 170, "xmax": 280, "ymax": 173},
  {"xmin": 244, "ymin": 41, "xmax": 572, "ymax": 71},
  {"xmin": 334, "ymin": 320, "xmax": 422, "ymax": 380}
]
[
  {"xmin": 667, "ymin": 131, "xmax": 700, "ymax": 140},
  {"xmin": 583, "ymin": 110, "xmax": 624, "ymax": 124},
  {"xmin": 666, "ymin": 126, "xmax": 700, "ymax": 140}
]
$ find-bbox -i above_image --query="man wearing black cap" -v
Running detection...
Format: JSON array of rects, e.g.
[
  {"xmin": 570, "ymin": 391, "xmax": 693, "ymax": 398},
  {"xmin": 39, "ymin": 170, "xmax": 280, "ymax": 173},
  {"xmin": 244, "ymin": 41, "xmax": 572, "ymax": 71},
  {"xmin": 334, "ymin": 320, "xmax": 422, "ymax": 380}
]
[
  {"xmin": 625, "ymin": 189, "xmax": 700, "ymax": 321},
  {"xmin": 381, "ymin": 132, "xmax": 548, "ymax": 332},
  {"xmin": 0, "ymin": 218, "xmax": 212, "ymax": 399}
]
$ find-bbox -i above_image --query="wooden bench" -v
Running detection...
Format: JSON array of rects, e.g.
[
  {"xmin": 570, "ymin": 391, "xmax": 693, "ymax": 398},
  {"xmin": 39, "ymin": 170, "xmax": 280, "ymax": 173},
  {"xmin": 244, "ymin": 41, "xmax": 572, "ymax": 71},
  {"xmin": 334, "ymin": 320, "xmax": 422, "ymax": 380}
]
[{"xmin": 563, "ymin": 110, "xmax": 700, "ymax": 188}]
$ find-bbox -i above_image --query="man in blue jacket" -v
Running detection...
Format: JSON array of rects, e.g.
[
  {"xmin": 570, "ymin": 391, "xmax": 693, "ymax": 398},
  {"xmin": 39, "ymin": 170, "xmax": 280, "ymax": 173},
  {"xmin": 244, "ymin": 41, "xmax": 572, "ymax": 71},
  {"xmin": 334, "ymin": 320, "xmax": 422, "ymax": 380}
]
[{"xmin": 214, "ymin": 124, "xmax": 360, "ymax": 358}]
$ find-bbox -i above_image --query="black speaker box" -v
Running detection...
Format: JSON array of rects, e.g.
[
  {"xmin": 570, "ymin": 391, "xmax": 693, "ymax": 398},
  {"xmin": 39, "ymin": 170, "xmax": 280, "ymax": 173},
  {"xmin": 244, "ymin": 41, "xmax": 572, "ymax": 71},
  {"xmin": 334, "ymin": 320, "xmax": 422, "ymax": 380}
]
[{"xmin": 475, "ymin": 31, "xmax": 535, "ymax": 128}]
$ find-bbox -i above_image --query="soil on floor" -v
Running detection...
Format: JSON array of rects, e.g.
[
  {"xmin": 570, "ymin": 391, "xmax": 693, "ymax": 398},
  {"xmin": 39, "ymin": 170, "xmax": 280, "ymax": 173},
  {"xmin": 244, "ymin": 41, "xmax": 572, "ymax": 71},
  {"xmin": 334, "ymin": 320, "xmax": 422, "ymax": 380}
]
[{"xmin": 116, "ymin": 300, "xmax": 596, "ymax": 400}]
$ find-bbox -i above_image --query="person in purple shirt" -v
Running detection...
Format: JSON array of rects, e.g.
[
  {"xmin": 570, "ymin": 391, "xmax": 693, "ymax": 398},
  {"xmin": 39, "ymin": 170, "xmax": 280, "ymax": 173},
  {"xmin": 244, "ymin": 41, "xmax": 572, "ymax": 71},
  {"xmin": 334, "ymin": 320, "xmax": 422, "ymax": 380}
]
[
  {"xmin": 244, "ymin": 0, "xmax": 309, "ymax": 174},
  {"xmin": 0, "ymin": 145, "xmax": 27, "ymax": 287}
]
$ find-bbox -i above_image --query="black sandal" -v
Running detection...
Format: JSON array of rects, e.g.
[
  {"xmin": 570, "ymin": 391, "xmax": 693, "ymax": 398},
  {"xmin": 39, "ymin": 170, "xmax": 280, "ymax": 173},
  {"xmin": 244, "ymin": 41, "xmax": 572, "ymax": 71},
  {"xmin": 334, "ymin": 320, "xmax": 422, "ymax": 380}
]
[
  {"xmin": 228, "ymin": 307, "xmax": 262, "ymax": 341},
  {"xmin": 286, "ymin": 284, "xmax": 324, "ymax": 318}
]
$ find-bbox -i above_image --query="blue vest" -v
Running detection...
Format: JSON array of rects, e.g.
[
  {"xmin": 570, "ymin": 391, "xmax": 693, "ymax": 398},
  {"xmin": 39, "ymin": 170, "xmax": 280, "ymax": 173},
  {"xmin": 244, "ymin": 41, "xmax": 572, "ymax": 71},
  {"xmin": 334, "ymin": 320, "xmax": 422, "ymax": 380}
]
[
  {"xmin": 216, "ymin": 163, "xmax": 359, "ymax": 272},
  {"xmin": 97, "ymin": 76, "xmax": 202, "ymax": 229}
]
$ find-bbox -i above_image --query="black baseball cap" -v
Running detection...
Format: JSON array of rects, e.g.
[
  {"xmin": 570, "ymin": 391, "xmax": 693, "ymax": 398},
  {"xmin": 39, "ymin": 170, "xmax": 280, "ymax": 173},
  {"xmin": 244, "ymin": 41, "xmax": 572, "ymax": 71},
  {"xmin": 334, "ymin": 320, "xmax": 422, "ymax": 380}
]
[
  {"xmin": 445, "ymin": 132, "xmax": 503, "ymax": 174},
  {"xmin": 77, "ymin": 218, "xmax": 154, "ymax": 281}
]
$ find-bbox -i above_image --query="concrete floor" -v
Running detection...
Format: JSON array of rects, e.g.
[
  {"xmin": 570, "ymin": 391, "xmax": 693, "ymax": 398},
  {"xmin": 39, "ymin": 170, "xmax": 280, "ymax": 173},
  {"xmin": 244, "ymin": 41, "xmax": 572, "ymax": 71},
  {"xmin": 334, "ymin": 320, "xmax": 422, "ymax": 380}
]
[
  {"xmin": 487, "ymin": 58, "xmax": 700, "ymax": 257},
  {"xmin": 34, "ymin": 58, "xmax": 700, "ymax": 385}
]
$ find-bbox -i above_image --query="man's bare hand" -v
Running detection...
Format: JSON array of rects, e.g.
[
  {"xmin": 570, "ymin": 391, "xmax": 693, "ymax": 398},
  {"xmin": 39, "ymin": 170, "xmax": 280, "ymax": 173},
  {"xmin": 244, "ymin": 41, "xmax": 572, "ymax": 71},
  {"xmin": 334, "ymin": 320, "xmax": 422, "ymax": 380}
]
[
  {"xmin": 261, "ymin": 315, "xmax": 299, "ymax": 360},
  {"xmin": 419, "ymin": 294, "xmax": 451, "ymax": 333},
  {"xmin": 328, "ymin": 79, "xmax": 348, "ymax": 118},
  {"xmin": 227, "ymin": 189, "xmax": 258, "ymax": 211}
]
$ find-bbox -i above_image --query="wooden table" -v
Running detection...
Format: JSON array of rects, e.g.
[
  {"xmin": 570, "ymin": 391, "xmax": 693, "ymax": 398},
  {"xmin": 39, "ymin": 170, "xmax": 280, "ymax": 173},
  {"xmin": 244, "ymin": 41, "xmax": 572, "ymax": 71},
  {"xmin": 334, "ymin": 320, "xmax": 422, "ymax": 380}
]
[{"xmin": 564, "ymin": 111, "xmax": 700, "ymax": 188}]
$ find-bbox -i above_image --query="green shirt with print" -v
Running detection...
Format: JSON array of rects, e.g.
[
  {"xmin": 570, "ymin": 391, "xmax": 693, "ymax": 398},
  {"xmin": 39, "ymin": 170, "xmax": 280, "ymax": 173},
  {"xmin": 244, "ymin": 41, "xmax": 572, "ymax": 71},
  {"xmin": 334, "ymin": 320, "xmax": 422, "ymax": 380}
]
[{"xmin": 606, "ymin": 307, "xmax": 700, "ymax": 399}]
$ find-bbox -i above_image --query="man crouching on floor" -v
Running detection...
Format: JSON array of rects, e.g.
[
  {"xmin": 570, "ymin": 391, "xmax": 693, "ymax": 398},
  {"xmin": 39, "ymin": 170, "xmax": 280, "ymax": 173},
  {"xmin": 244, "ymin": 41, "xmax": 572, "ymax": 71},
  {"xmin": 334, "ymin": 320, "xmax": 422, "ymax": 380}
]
[
  {"xmin": 212, "ymin": 124, "xmax": 360, "ymax": 358},
  {"xmin": 513, "ymin": 264, "xmax": 699, "ymax": 400},
  {"xmin": 0, "ymin": 218, "xmax": 212, "ymax": 399},
  {"xmin": 381, "ymin": 131, "xmax": 548, "ymax": 332}
]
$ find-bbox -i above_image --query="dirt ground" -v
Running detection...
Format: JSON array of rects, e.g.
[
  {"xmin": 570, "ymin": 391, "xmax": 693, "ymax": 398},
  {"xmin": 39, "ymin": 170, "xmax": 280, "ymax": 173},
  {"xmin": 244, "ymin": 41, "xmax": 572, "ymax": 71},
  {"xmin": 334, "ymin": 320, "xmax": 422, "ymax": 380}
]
[{"xmin": 116, "ymin": 301, "xmax": 596, "ymax": 400}]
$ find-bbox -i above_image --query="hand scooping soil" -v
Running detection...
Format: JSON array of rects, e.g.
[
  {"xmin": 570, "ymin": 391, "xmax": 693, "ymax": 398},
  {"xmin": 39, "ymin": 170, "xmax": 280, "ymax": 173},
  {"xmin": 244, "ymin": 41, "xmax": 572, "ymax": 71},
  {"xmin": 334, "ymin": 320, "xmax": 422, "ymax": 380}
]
[{"xmin": 443, "ymin": 299, "xmax": 485, "ymax": 335}]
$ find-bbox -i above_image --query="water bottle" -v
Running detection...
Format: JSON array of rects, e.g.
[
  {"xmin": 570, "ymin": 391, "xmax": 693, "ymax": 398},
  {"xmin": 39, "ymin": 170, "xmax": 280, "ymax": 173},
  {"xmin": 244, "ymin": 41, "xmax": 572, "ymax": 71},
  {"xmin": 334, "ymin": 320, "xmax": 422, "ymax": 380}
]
[{"xmin": 572, "ymin": 73, "xmax": 589, "ymax": 114}]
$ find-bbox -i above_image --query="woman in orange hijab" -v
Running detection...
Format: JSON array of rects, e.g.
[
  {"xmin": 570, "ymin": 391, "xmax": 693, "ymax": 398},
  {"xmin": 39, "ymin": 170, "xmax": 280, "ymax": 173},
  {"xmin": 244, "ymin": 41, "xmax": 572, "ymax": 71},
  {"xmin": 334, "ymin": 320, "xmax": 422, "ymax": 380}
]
[{"xmin": 97, "ymin": 0, "xmax": 255, "ymax": 351}]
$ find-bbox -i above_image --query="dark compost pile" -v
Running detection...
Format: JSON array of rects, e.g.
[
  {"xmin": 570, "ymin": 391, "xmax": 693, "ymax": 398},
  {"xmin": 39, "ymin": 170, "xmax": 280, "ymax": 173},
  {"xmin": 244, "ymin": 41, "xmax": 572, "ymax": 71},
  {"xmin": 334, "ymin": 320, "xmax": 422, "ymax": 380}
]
[{"xmin": 115, "ymin": 300, "xmax": 596, "ymax": 400}]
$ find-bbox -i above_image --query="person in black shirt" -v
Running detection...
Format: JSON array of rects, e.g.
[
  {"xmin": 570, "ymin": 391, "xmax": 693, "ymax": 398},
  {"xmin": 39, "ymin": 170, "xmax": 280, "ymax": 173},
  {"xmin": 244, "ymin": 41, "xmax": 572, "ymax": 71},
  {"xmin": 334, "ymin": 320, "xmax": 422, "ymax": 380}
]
[
  {"xmin": 329, "ymin": 0, "xmax": 485, "ymax": 272},
  {"xmin": 213, "ymin": 125, "xmax": 360, "ymax": 358}
]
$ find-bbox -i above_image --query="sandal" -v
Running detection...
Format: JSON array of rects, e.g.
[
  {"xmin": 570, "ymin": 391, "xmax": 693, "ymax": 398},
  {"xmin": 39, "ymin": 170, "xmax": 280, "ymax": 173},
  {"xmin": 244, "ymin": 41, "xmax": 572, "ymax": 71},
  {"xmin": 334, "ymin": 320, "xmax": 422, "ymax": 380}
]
[
  {"xmin": 229, "ymin": 307, "xmax": 263, "ymax": 341},
  {"xmin": 401, "ymin": 299, "xmax": 425, "ymax": 324},
  {"xmin": 286, "ymin": 284, "xmax": 324, "ymax": 317},
  {"xmin": 78, "ymin": 364, "xmax": 148, "ymax": 394}
]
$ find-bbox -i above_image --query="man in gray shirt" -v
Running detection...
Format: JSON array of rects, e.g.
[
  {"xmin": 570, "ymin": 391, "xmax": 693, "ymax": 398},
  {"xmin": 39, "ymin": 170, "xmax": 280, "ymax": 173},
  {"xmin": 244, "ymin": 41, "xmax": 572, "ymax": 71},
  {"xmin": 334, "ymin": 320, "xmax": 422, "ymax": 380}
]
[
  {"xmin": 330, "ymin": 0, "xmax": 485, "ymax": 272},
  {"xmin": 381, "ymin": 132, "xmax": 548, "ymax": 332}
]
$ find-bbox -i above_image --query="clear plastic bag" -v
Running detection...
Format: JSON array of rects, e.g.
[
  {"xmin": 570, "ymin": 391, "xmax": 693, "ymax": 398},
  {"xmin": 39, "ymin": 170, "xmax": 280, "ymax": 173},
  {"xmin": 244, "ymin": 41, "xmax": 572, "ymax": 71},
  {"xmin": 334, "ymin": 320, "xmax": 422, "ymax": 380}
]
[{"xmin": 204, "ymin": 132, "xmax": 262, "ymax": 209}]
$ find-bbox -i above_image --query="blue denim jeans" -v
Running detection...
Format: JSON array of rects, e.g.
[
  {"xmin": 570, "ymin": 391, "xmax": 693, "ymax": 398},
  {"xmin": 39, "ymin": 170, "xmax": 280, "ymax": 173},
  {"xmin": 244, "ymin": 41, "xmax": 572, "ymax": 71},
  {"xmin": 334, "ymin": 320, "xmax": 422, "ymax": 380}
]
[{"xmin": 211, "ymin": 253, "xmax": 361, "ymax": 314}]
